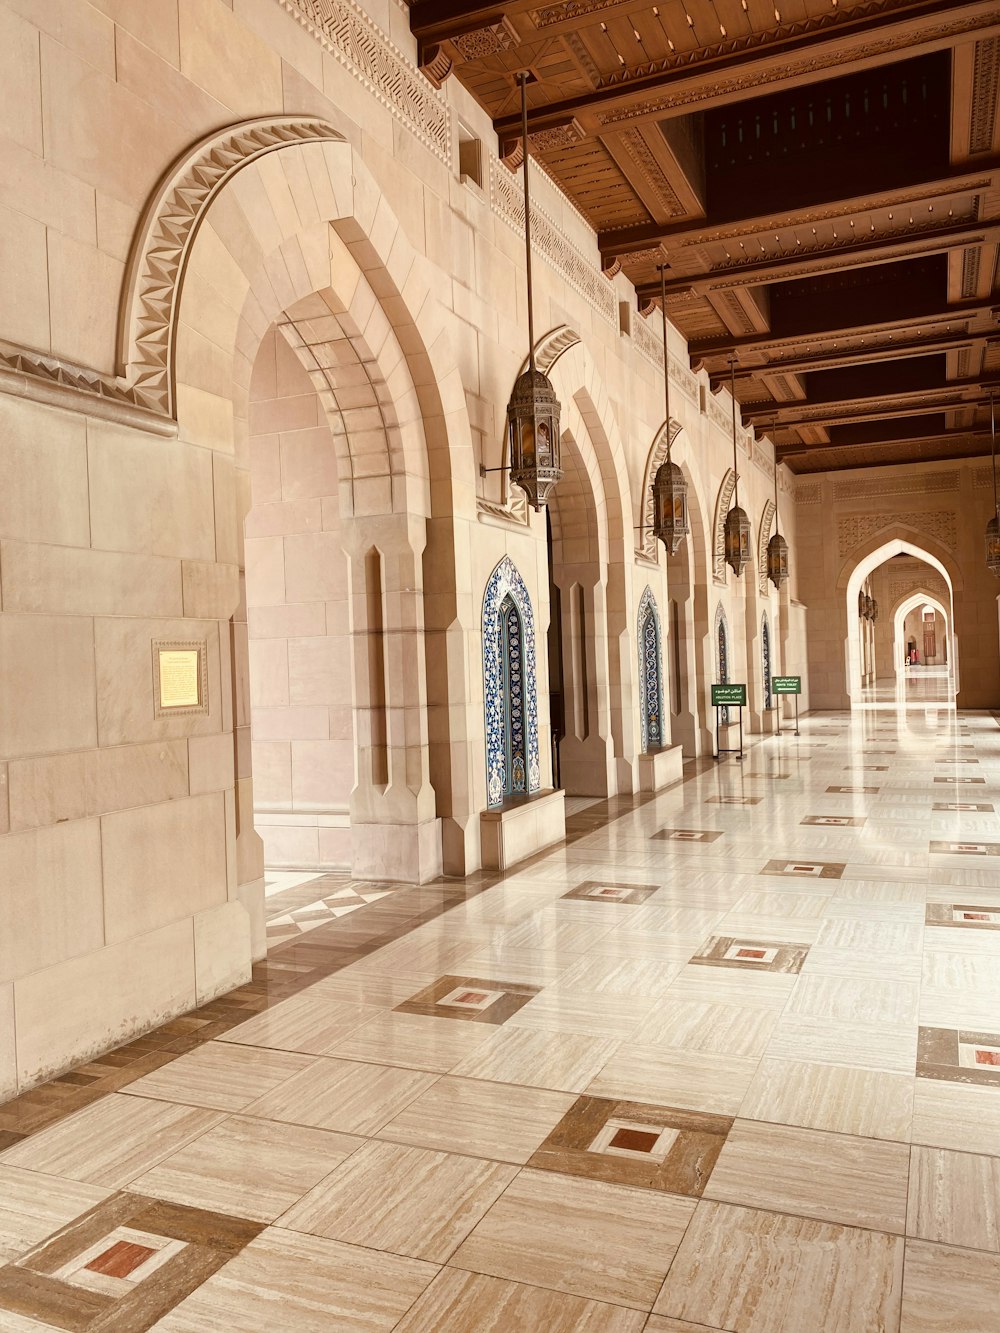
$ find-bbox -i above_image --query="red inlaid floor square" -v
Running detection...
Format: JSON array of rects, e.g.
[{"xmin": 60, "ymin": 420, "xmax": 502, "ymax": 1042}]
[{"xmin": 85, "ymin": 1240, "xmax": 156, "ymax": 1279}]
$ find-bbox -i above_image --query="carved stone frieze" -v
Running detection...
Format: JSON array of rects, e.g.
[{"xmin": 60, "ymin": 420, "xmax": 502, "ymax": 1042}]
[
  {"xmin": 837, "ymin": 510, "xmax": 957, "ymax": 557},
  {"xmin": 533, "ymin": 325, "xmax": 582, "ymax": 374},
  {"xmin": 713, "ymin": 470, "xmax": 737, "ymax": 584},
  {"xmin": 279, "ymin": 0, "xmax": 450, "ymax": 160},
  {"xmin": 0, "ymin": 344, "xmax": 176, "ymax": 435},
  {"xmin": 489, "ymin": 156, "xmax": 617, "ymax": 324},
  {"xmin": 961, "ymin": 246, "xmax": 982, "ymax": 299},
  {"xmin": 833, "ymin": 471, "xmax": 959, "ymax": 500},
  {"xmin": 119, "ymin": 117, "xmax": 347, "ymax": 416},
  {"xmin": 796, "ymin": 483, "xmax": 822, "ymax": 504},
  {"xmin": 970, "ymin": 37, "xmax": 1000, "ymax": 155}
]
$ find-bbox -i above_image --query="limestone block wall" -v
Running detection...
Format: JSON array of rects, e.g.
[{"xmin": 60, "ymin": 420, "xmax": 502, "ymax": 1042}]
[{"xmin": 797, "ymin": 462, "xmax": 999, "ymax": 709}]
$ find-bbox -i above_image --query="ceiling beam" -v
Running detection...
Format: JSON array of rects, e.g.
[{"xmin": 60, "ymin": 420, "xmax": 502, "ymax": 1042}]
[
  {"xmin": 688, "ymin": 299, "xmax": 999, "ymax": 360},
  {"xmin": 744, "ymin": 382, "xmax": 1000, "ymax": 431},
  {"xmin": 633, "ymin": 221, "xmax": 1000, "ymax": 300},
  {"xmin": 776, "ymin": 429, "xmax": 991, "ymax": 459},
  {"xmin": 492, "ymin": 2, "xmax": 1000, "ymax": 135},
  {"xmin": 709, "ymin": 331, "xmax": 997, "ymax": 386},
  {"xmin": 599, "ymin": 162, "xmax": 1000, "ymax": 259},
  {"xmin": 408, "ymin": 2, "xmax": 525, "ymax": 41}
]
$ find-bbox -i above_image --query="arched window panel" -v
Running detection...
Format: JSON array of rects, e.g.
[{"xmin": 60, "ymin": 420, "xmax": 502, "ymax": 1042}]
[
  {"xmin": 637, "ymin": 586, "xmax": 665, "ymax": 753},
  {"xmin": 483, "ymin": 557, "xmax": 540, "ymax": 808},
  {"xmin": 715, "ymin": 604, "xmax": 730, "ymax": 725},
  {"xmin": 762, "ymin": 614, "xmax": 772, "ymax": 710}
]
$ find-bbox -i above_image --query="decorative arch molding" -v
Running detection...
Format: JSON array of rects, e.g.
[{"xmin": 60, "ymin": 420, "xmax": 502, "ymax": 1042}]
[
  {"xmin": 757, "ymin": 499, "xmax": 776, "ymax": 594},
  {"xmin": 638, "ymin": 417, "xmax": 684, "ymax": 560},
  {"xmin": 119, "ymin": 116, "xmax": 347, "ymax": 415},
  {"xmin": 637, "ymin": 586, "xmax": 664, "ymax": 753},
  {"xmin": 483, "ymin": 557, "xmax": 540, "ymax": 807},
  {"xmin": 529, "ymin": 324, "xmax": 582, "ymax": 376},
  {"xmin": 713, "ymin": 471, "xmax": 737, "ymax": 584}
]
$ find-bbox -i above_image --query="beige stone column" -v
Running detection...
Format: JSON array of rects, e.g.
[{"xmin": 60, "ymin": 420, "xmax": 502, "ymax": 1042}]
[
  {"xmin": 343, "ymin": 513, "xmax": 442, "ymax": 883},
  {"xmin": 554, "ymin": 565, "xmax": 616, "ymax": 797}
]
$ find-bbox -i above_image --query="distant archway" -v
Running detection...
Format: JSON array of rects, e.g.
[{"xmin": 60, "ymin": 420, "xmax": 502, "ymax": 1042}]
[{"xmin": 842, "ymin": 537, "xmax": 958, "ymax": 704}]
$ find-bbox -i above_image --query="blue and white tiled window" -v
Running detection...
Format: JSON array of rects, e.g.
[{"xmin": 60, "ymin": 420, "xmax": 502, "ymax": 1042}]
[
  {"xmin": 638, "ymin": 586, "xmax": 664, "ymax": 753},
  {"xmin": 483, "ymin": 557, "xmax": 540, "ymax": 808}
]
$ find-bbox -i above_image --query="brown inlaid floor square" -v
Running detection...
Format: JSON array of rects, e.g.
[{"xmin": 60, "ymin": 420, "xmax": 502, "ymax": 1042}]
[
  {"xmin": 826, "ymin": 785, "xmax": 879, "ymax": 794},
  {"xmin": 925, "ymin": 903, "xmax": 1000, "ymax": 929},
  {"xmin": 528, "ymin": 1094, "xmax": 732, "ymax": 1196},
  {"xmin": 705, "ymin": 796, "xmax": 763, "ymax": 806},
  {"xmin": 690, "ymin": 936, "xmax": 810, "ymax": 975},
  {"xmin": 843, "ymin": 765, "xmax": 888, "ymax": 772},
  {"xmin": 650, "ymin": 829, "xmax": 724, "ymax": 844},
  {"xmin": 934, "ymin": 776, "xmax": 987, "ymax": 784},
  {"xmin": 929, "ymin": 842, "xmax": 1000, "ymax": 859},
  {"xmin": 0, "ymin": 1192, "xmax": 263, "ymax": 1331},
  {"xmin": 760, "ymin": 859, "xmax": 845, "ymax": 880},
  {"xmin": 562, "ymin": 881, "xmax": 659, "ymax": 905},
  {"xmin": 932, "ymin": 802, "xmax": 995, "ymax": 812},
  {"xmin": 394, "ymin": 975, "xmax": 541, "ymax": 1025},
  {"xmin": 801, "ymin": 815, "xmax": 867, "ymax": 828},
  {"xmin": 918, "ymin": 1027, "xmax": 1000, "ymax": 1089}
]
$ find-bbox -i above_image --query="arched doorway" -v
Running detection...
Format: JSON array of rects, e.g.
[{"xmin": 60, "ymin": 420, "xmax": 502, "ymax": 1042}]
[{"xmin": 843, "ymin": 537, "xmax": 958, "ymax": 708}]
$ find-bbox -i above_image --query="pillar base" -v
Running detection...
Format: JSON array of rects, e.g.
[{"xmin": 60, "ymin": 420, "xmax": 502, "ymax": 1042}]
[
  {"xmin": 351, "ymin": 817, "xmax": 443, "ymax": 884},
  {"xmin": 480, "ymin": 789, "xmax": 566, "ymax": 871},
  {"xmin": 638, "ymin": 743, "xmax": 684, "ymax": 793}
]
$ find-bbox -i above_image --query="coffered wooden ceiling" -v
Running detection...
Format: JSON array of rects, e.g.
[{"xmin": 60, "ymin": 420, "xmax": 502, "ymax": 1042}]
[{"xmin": 407, "ymin": 0, "xmax": 1000, "ymax": 472}]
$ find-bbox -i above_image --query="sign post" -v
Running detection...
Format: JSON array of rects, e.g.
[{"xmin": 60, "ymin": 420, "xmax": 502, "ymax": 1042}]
[
  {"xmin": 771, "ymin": 675, "xmax": 802, "ymax": 737},
  {"xmin": 711, "ymin": 683, "xmax": 747, "ymax": 760}
]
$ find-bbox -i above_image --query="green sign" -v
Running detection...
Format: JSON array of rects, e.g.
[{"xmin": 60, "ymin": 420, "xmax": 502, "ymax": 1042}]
[
  {"xmin": 772, "ymin": 676, "xmax": 802, "ymax": 695},
  {"xmin": 712, "ymin": 683, "xmax": 747, "ymax": 706}
]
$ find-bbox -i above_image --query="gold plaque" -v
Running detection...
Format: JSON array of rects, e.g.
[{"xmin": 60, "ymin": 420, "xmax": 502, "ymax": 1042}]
[
  {"xmin": 158, "ymin": 649, "xmax": 201, "ymax": 709},
  {"xmin": 152, "ymin": 640, "xmax": 208, "ymax": 717}
]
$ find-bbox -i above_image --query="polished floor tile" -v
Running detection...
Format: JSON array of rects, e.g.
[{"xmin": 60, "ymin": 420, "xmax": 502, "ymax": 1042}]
[
  {"xmin": 450, "ymin": 1026, "xmax": 620, "ymax": 1093},
  {"xmin": 450, "ymin": 1168, "xmax": 695, "ymax": 1310},
  {"xmin": 0, "ymin": 1166, "xmax": 110, "ymax": 1264},
  {"xmin": 655, "ymin": 1200, "xmax": 904, "ymax": 1332},
  {"xmin": 0, "ymin": 1096, "xmax": 225, "ymax": 1188},
  {"xmin": 219, "ymin": 994, "xmax": 380, "ymax": 1056},
  {"xmin": 899, "ymin": 1240, "xmax": 1000, "ymax": 1333},
  {"xmin": 394, "ymin": 1268, "xmax": 647, "ymax": 1332},
  {"xmin": 704, "ymin": 1119, "xmax": 909, "ymax": 1233},
  {"xmin": 132, "ymin": 1114, "xmax": 362, "ymax": 1222},
  {"xmin": 375, "ymin": 1075, "xmax": 575, "ymax": 1164},
  {"xmin": 243, "ymin": 1058, "xmax": 436, "ymax": 1135},
  {"xmin": 633, "ymin": 998, "xmax": 780, "ymax": 1059},
  {"xmin": 279, "ymin": 1139, "xmax": 516, "ymax": 1262},
  {"xmin": 910, "ymin": 1079, "xmax": 1000, "ymax": 1155},
  {"xmin": 588, "ymin": 1043, "xmax": 759, "ymax": 1116},
  {"xmin": 906, "ymin": 1146, "xmax": 1000, "ymax": 1252},
  {"xmin": 327, "ymin": 1010, "xmax": 497, "ymax": 1073},
  {"xmin": 152, "ymin": 1226, "xmax": 436, "ymax": 1331},
  {"xmin": 741, "ymin": 1058, "xmax": 913, "ymax": 1141},
  {"xmin": 123, "ymin": 1041, "xmax": 316, "ymax": 1112}
]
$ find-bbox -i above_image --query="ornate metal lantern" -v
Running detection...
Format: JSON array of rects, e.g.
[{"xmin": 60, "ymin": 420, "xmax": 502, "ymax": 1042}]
[
  {"xmin": 505, "ymin": 71, "xmax": 562, "ymax": 512},
  {"xmin": 508, "ymin": 367, "xmax": 562, "ymax": 509},
  {"xmin": 858, "ymin": 590, "xmax": 866, "ymax": 619},
  {"xmin": 724, "ymin": 356, "xmax": 752, "ymax": 577},
  {"xmin": 650, "ymin": 264, "xmax": 688, "ymax": 554},
  {"xmin": 987, "ymin": 393, "xmax": 1000, "ymax": 577},
  {"xmin": 653, "ymin": 458, "xmax": 688, "ymax": 555},
  {"xmin": 767, "ymin": 452, "xmax": 789, "ymax": 589}
]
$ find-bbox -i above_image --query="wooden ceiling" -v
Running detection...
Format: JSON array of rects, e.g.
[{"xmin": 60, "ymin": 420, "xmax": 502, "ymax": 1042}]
[{"xmin": 407, "ymin": 0, "xmax": 1000, "ymax": 472}]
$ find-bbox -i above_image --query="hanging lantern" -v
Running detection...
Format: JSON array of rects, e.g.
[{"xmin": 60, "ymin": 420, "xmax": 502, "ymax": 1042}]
[
  {"xmin": 652, "ymin": 461, "xmax": 688, "ymax": 555},
  {"xmin": 724, "ymin": 504, "xmax": 752, "ymax": 576},
  {"xmin": 507, "ymin": 367, "xmax": 562, "ymax": 510},
  {"xmin": 987, "ymin": 394, "xmax": 1000, "ymax": 577},
  {"xmin": 858, "ymin": 590, "xmax": 866, "ymax": 618},
  {"xmin": 767, "ymin": 530, "xmax": 789, "ymax": 588},
  {"xmin": 723, "ymin": 355, "xmax": 752, "ymax": 577},
  {"xmin": 504, "ymin": 71, "xmax": 562, "ymax": 512},
  {"xmin": 650, "ymin": 265, "xmax": 689, "ymax": 555},
  {"xmin": 767, "ymin": 458, "xmax": 788, "ymax": 589}
]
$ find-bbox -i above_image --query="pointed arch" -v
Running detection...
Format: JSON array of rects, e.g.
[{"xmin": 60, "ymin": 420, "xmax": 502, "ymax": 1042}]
[
  {"xmin": 757, "ymin": 499, "xmax": 776, "ymax": 595},
  {"xmin": 713, "ymin": 471, "xmax": 737, "ymax": 584},
  {"xmin": 637, "ymin": 587, "xmax": 665, "ymax": 753},
  {"xmin": 483, "ymin": 557, "xmax": 540, "ymax": 807}
]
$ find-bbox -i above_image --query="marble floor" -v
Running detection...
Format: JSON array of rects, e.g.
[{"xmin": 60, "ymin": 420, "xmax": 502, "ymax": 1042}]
[{"xmin": 2, "ymin": 706, "xmax": 1000, "ymax": 1330}]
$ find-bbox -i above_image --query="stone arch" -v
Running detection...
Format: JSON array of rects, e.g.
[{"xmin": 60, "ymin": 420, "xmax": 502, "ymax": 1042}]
[
  {"xmin": 483, "ymin": 557, "xmax": 540, "ymax": 807},
  {"xmin": 713, "ymin": 471, "xmax": 737, "ymax": 584},
  {"xmin": 892, "ymin": 591, "xmax": 951, "ymax": 676},
  {"xmin": 637, "ymin": 587, "xmax": 664, "ymax": 753},
  {"xmin": 840, "ymin": 535, "xmax": 959, "ymax": 703}
]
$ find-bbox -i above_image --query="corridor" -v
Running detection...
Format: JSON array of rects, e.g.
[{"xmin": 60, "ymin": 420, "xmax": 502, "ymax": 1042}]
[{"xmin": 1, "ymin": 708, "xmax": 998, "ymax": 1331}]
